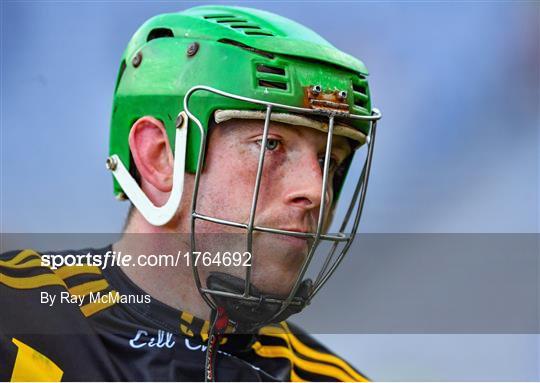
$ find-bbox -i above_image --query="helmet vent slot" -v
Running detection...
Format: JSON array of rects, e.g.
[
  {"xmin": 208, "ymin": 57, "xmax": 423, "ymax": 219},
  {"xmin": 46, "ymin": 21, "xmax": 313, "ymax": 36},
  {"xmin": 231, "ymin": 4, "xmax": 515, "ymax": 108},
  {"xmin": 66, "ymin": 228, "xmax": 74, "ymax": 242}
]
[
  {"xmin": 203, "ymin": 15, "xmax": 235, "ymax": 19},
  {"xmin": 230, "ymin": 25, "xmax": 262, "ymax": 29},
  {"xmin": 216, "ymin": 19, "xmax": 248, "ymax": 23},
  {"xmin": 258, "ymin": 80, "xmax": 287, "ymax": 90},
  {"xmin": 352, "ymin": 83, "xmax": 366, "ymax": 94},
  {"xmin": 218, "ymin": 39, "xmax": 274, "ymax": 59},
  {"xmin": 256, "ymin": 63, "xmax": 288, "ymax": 91},
  {"xmin": 352, "ymin": 76, "xmax": 369, "ymax": 109},
  {"xmin": 146, "ymin": 28, "xmax": 174, "ymax": 42},
  {"xmin": 256, "ymin": 64, "xmax": 285, "ymax": 76},
  {"xmin": 205, "ymin": 14, "xmax": 274, "ymax": 36},
  {"xmin": 244, "ymin": 31, "xmax": 274, "ymax": 36}
]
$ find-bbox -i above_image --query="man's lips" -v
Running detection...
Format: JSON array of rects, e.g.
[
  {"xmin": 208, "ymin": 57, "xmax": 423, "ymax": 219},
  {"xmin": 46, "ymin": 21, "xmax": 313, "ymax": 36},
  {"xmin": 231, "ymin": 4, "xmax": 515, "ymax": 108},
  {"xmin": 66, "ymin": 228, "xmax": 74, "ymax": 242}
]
[
  {"xmin": 276, "ymin": 227, "xmax": 312, "ymax": 237},
  {"xmin": 263, "ymin": 227, "xmax": 314, "ymax": 252}
]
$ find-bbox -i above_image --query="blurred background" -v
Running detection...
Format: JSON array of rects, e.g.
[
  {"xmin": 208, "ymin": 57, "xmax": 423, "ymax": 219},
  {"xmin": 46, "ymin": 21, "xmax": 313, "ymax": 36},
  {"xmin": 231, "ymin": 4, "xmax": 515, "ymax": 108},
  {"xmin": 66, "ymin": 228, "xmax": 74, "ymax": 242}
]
[{"xmin": 1, "ymin": 1, "xmax": 538, "ymax": 381}]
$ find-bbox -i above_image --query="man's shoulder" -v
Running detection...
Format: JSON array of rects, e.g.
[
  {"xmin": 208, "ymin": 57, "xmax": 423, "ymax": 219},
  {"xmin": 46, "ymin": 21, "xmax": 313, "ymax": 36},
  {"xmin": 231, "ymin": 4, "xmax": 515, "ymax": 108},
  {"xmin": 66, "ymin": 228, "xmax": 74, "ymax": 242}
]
[
  {"xmin": 0, "ymin": 248, "xmax": 64, "ymax": 293},
  {"xmin": 0, "ymin": 247, "xmax": 114, "ymax": 318},
  {"xmin": 254, "ymin": 321, "xmax": 369, "ymax": 382},
  {"xmin": 0, "ymin": 248, "xmax": 123, "ymax": 381}
]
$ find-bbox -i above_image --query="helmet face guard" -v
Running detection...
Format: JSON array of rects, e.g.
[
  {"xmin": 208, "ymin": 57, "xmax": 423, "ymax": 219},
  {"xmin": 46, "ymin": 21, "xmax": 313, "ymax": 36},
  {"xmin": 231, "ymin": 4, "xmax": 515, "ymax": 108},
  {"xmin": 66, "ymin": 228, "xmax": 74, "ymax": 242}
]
[{"xmin": 184, "ymin": 86, "xmax": 381, "ymax": 332}]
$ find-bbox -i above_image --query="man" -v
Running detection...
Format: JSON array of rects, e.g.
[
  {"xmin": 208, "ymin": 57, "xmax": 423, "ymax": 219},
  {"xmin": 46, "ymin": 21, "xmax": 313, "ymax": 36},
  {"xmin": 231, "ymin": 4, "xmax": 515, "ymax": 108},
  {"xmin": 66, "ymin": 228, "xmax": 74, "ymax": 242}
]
[{"xmin": 0, "ymin": 5, "xmax": 380, "ymax": 381}]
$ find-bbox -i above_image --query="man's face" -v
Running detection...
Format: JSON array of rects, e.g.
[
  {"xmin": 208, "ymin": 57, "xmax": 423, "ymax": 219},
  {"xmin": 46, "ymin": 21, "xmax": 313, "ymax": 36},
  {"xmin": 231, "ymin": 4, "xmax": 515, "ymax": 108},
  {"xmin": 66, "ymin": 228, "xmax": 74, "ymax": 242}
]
[{"xmin": 190, "ymin": 118, "xmax": 351, "ymax": 296}]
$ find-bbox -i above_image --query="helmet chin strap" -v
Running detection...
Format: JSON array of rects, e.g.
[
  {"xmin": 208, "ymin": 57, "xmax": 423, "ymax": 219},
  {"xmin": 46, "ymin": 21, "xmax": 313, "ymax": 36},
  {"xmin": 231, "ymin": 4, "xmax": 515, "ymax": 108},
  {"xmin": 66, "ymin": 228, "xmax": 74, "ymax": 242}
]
[
  {"xmin": 206, "ymin": 272, "xmax": 313, "ymax": 333},
  {"xmin": 107, "ymin": 112, "xmax": 188, "ymax": 226},
  {"xmin": 204, "ymin": 306, "xmax": 229, "ymax": 382},
  {"xmin": 203, "ymin": 273, "xmax": 312, "ymax": 381}
]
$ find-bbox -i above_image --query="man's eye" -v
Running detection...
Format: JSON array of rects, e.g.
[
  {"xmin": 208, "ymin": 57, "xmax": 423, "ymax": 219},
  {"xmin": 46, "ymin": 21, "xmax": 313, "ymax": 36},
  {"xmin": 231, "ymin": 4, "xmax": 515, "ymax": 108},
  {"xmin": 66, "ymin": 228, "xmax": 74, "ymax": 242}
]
[
  {"xmin": 258, "ymin": 138, "xmax": 280, "ymax": 151},
  {"xmin": 318, "ymin": 157, "xmax": 338, "ymax": 172}
]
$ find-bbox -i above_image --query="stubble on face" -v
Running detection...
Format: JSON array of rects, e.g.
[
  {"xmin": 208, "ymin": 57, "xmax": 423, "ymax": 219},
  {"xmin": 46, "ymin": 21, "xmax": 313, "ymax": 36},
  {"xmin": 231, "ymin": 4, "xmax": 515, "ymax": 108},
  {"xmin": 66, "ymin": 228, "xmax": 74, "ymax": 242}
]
[{"xmin": 188, "ymin": 118, "xmax": 350, "ymax": 296}]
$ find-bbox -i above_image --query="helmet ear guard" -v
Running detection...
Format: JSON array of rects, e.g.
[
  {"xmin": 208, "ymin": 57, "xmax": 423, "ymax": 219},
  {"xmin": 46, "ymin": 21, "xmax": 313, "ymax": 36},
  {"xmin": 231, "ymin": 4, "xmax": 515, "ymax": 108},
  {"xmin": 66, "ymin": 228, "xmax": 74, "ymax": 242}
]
[{"xmin": 107, "ymin": 111, "xmax": 188, "ymax": 226}]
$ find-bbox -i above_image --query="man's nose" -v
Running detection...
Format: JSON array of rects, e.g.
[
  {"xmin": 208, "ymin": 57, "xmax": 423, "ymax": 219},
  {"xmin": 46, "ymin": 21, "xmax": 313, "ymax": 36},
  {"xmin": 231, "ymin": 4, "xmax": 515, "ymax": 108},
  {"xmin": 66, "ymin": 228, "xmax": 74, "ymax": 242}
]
[{"xmin": 283, "ymin": 155, "xmax": 328, "ymax": 212}]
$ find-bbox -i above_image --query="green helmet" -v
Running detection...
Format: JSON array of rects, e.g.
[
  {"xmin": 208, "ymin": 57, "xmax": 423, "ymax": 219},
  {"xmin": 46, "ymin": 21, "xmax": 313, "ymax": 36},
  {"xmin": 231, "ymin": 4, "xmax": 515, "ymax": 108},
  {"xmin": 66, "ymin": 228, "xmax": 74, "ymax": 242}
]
[
  {"xmin": 110, "ymin": 5, "xmax": 374, "ymax": 198},
  {"xmin": 108, "ymin": 5, "xmax": 381, "ymax": 332}
]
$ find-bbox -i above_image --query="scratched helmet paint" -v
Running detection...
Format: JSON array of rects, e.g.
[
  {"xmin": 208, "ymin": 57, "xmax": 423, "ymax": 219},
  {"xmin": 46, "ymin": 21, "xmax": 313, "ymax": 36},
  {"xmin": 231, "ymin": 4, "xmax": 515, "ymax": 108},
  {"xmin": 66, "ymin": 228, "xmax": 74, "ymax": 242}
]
[{"xmin": 108, "ymin": 5, "xmax": 381, "ymax": 331}]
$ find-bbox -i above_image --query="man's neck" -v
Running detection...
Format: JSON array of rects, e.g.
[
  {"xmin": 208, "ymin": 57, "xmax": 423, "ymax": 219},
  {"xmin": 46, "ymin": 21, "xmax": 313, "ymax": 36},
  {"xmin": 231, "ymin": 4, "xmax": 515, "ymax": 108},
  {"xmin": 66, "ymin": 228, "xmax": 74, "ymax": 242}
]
[{"xmin": 113, "ymin": 211, "xmax": 211, "ymax": 321}]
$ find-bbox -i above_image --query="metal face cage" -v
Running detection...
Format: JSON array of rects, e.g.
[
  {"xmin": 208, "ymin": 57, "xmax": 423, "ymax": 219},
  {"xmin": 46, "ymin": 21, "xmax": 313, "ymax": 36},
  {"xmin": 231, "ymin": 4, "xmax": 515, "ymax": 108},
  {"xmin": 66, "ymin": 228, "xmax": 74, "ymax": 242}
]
[{"xmin": 184, "ymin": 85, "xmax": 381, "ymax": 331}]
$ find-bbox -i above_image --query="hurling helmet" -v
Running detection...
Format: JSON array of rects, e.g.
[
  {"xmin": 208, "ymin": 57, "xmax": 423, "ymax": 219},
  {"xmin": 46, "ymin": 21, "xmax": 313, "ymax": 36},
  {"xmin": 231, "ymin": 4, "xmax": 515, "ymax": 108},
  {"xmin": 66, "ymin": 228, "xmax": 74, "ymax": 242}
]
[{"xmin": 108, "ymin": 5, "xmax": 381, "ymax": 331}]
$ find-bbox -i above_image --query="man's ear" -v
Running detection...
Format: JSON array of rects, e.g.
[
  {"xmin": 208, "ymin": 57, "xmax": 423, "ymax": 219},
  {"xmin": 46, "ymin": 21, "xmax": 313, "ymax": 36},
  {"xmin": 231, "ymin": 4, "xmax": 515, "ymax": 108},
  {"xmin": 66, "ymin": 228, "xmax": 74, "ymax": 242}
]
[{"xmin": 128, "ymin": 116, "xmax": 173, "ymax": 193}]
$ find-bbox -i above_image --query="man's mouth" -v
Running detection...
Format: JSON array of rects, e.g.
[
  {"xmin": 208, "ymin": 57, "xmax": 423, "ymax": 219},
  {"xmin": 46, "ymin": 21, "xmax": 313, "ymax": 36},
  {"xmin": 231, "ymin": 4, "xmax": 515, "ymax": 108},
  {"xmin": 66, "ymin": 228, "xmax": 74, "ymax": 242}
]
[
  {"xmin": 277, "ymin": 227, "xmax": 311, "ymax": 237},
  {"xmin": 271, "ymin": 227, "xmax": 313, "ymax": 252}
]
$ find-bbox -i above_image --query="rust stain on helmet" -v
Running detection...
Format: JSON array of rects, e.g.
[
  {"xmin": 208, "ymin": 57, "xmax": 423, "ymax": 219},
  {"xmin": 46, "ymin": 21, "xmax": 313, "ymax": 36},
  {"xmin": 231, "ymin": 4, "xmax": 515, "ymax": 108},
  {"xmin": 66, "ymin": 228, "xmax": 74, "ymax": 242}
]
[{"xmin": 303, "ymin": 85, "xmax": 350, "ymax": 113}]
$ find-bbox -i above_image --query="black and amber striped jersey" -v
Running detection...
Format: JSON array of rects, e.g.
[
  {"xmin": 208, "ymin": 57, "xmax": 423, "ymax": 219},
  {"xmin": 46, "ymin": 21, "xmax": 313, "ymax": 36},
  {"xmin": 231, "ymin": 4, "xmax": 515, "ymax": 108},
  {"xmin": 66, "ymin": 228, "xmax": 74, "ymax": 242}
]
[{"xmin": 0, "ymin": 247, "xmax": 368, "ymax": 382}]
